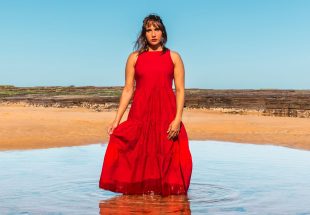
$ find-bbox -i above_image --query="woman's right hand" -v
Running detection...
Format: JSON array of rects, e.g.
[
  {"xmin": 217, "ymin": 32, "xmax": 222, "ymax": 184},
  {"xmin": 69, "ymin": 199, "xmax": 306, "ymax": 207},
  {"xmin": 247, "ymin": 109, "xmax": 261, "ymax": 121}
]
[{"xmin": 107, "ymin": 120, "xmax": 119, "ymax": 135}]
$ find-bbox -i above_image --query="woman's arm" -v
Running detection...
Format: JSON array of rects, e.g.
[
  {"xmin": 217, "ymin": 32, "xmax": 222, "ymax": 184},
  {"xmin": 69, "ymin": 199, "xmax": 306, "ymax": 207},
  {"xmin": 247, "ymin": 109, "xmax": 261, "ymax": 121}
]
[
  {"xmin": 107, "ymin": 51, "xmax": 137, "ymax": 135},
  {"xmin": 167, "ymin": 50, "xmax": 185, "ymax": 140},
  {"xmin": 113, "ymin": 51, "xmax": 138, "ymax": 124},
  {"xmin": 172, "ymin": 51, "xmax": 185, "ymax": 123}
]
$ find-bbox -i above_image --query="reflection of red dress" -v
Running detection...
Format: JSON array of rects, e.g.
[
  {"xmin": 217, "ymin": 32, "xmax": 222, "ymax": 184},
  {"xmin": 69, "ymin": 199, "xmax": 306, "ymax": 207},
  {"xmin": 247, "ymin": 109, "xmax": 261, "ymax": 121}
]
[{"xmin": 99, "ymin": 48, "xmax": 192, "ymax": 196}]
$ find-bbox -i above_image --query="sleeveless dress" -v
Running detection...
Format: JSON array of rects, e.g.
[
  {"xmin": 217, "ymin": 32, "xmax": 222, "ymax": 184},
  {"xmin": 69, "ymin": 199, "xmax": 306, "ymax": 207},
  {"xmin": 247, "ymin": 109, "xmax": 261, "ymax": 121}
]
[{"xmin": 99, "ymin": 48, "xmax": 192, "ymax": 196}]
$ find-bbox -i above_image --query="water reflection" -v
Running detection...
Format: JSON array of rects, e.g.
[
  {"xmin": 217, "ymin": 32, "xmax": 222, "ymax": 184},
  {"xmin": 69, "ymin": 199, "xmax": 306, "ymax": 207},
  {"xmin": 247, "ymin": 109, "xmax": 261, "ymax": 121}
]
[
  {"xmin": 1, "ymin": 141, "xmax": 310, "ymax": 214},
  {"xmin": 99, "ymin": 194, "xmax": 191, "ymax": 214}
]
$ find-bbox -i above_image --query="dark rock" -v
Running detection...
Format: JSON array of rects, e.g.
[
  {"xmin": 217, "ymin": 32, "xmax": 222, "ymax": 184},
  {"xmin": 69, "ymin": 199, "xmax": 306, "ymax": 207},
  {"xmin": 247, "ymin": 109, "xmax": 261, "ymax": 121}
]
[{"xmin": 1, "ymin": 85, "xmax": 310, "ymax": 117}]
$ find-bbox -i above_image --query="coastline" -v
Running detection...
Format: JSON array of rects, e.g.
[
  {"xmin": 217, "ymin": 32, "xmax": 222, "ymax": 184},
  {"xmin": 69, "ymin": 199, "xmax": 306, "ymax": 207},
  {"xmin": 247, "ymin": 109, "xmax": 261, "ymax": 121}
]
[{"xmin": 1, "ymin": 103, "xmax": 309, "ymax": 151}]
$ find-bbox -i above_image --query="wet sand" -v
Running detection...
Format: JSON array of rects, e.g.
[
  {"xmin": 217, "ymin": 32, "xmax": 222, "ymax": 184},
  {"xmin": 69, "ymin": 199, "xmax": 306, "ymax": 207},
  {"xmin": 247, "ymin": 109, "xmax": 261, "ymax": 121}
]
[{"xmin": 0, "ymin": 103, "xmax": 309, "ymax": 151}]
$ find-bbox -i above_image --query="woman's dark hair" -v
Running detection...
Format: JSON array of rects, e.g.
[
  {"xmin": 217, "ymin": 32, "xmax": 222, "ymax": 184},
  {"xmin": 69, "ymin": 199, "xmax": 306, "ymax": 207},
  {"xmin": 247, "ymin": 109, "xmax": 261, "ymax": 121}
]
[{"xmin": 133, "ymin": 13, "xmax": 168, "ymax": 55}]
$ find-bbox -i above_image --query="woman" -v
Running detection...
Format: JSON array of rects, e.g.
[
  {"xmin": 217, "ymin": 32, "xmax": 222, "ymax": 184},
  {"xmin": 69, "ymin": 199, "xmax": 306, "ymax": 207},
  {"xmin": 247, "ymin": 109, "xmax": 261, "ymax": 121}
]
[{"xmin": 99, "ymin": 13, "xmax": 192, "ymax": 196}]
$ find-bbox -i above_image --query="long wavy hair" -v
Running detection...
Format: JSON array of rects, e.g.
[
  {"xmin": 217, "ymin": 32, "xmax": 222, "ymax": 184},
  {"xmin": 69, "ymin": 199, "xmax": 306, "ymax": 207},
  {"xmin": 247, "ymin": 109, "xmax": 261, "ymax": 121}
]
[{"xmin": 133, "ymin": 13, "xmax": 168, "ymax": 55}]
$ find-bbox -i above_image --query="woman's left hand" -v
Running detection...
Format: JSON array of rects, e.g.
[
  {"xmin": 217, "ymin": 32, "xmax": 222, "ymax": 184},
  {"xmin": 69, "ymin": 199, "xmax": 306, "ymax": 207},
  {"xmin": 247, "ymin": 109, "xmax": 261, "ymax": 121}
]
[{"xmin": 167, "ymin": 119, "xmax": 181, "ymax": 140}]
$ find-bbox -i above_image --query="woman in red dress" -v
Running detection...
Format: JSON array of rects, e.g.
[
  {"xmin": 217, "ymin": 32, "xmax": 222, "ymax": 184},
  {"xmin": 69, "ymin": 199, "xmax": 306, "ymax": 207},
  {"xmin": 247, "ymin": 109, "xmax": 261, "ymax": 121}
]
[{"xmin": 99, "ymin": 13, "xmax": 192, "ymax": 196}]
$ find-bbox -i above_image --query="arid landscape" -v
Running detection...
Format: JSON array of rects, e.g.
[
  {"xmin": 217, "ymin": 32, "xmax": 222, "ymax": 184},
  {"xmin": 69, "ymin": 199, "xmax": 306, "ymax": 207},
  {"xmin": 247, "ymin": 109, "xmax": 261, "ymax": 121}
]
[
  {"xmin": 1, "ymin": 85, "xmax": 310, "ymax": 151},
  {"xmin": 1, "ymin": 85, "xmax": 310, "ymax": 117}
]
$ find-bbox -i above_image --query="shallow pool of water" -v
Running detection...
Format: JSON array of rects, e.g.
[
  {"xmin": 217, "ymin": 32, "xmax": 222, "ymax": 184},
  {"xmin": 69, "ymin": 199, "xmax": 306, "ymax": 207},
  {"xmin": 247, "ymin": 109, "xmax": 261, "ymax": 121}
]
[{"xmin": 1, "ymin": 140, "xmax": 310, "ymax": 215}]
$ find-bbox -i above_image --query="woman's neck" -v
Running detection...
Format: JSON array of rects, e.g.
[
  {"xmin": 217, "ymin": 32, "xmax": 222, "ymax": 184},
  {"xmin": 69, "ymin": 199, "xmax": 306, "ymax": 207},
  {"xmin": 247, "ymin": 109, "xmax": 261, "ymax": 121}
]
[{"xmin": 147, "ymin": 45, "xmax": 163, "ymax": 52}]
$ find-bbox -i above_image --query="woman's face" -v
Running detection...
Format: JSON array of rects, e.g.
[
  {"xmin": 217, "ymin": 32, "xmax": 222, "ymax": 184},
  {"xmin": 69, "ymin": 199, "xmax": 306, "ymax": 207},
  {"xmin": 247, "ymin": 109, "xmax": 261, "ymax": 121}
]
[{"xmin": 145, "ymin": 22, "xmax": 163, "ymax": 47}]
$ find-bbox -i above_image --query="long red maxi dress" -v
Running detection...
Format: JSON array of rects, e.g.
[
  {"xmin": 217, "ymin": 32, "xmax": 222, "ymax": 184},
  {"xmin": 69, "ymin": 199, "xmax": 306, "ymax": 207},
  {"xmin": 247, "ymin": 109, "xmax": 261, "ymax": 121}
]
[{"xmin": 99, "ymin": 48, "xmax": 192, "ymax": 196}]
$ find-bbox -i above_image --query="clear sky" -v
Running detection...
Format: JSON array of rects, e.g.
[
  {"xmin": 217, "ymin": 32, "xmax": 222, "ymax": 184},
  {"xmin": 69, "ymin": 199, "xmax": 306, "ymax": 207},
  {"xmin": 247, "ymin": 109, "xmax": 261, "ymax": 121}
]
[{"xmin": 0, "ymin": 0, "xmax": 309, "ymax": 89}]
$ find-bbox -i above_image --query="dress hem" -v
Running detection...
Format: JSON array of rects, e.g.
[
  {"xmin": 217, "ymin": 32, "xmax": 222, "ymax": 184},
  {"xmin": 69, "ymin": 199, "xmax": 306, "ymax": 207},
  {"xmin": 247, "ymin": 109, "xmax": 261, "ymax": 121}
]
[{"xmin": 99, "ymin": 179, "xmax": 188, "ymax": 196}]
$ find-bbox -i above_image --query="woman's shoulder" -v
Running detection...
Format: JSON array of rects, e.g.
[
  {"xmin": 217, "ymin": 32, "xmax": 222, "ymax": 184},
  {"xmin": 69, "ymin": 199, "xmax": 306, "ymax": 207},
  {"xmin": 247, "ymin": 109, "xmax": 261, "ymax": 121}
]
[
  {"xmin": 128, "ymin": 50, "xmax": 140, "ymax": 58},
  {"xmin": 126, "ymin": 51, "xmax": 140, "ymax": 66},
  {"xmin": 168, "ymin": 49, "xmax": 182, "ymax": 65},
  {"xmin": 169, "ymin": 49, "xmax": 181, "ymax": 57}
]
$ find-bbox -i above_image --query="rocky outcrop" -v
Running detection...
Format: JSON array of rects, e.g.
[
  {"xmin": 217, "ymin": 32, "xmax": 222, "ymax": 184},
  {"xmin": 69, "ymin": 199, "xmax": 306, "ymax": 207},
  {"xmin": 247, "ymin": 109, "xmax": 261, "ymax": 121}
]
[
  {"xmin": 184, "ymin": 89, "xmax": 310, "ymax": 118},
  {"xmin": 1, "ymin": 85, "xmax": 310, "ymax": 118}
]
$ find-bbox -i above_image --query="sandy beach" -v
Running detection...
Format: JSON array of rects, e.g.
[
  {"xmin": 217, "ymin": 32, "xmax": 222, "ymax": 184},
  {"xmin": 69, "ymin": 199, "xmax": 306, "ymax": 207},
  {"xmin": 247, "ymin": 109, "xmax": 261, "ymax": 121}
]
[{"xmin": 0, "ymin": 103, "xmax": 309, "ymax": 151}]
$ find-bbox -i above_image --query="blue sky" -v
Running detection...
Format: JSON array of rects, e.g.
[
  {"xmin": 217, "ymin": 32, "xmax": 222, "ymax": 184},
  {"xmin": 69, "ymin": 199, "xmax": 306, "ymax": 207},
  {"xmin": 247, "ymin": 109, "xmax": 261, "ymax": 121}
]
[{"xmin": 0, "ymin": 0, "xmax": 309, "ymax": 89}]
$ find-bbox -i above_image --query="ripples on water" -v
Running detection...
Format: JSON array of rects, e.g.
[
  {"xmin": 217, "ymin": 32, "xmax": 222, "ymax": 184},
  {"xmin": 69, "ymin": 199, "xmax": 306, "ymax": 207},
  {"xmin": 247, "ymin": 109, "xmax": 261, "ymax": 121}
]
[{"xmin": 1, "ymin": 141, "xmax": 310, "ymax": 214}]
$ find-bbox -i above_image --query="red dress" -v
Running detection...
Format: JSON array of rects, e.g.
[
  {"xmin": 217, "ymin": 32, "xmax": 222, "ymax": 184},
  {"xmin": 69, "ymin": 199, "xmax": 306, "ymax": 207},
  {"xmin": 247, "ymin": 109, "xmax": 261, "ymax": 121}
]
[{"xmin": 99, "ymin": 48, "xmax": 192, "ymax": 196}]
